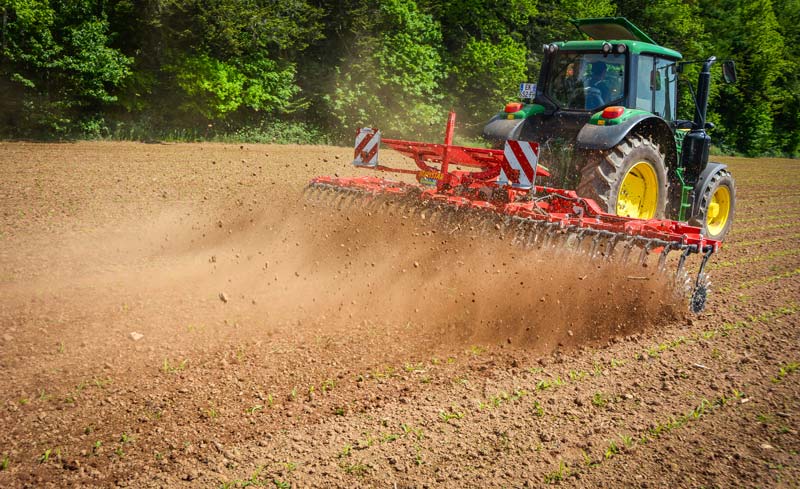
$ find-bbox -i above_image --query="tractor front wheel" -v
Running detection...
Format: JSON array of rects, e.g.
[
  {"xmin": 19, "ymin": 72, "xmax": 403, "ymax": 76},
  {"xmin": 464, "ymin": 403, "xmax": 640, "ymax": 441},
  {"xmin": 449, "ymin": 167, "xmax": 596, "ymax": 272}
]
[
  {"xmin": 577, "ymin": 134, "xmax": 669, "ymax": 219},
  {"xmin": 689, "ymin": 169, "xmax": 736, "ymax": 240}
]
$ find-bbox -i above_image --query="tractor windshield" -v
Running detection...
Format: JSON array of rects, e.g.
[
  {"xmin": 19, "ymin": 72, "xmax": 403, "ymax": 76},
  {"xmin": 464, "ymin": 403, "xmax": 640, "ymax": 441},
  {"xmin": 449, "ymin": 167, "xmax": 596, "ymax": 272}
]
[{"xmin": 545, "ymin": 52, "xmax": 626, "ymax": 110}]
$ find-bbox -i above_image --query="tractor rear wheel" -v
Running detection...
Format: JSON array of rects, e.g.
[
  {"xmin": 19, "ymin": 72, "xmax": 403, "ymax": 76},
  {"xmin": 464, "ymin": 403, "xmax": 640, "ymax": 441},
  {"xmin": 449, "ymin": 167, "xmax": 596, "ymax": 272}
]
[
  {"xmin": 577, "ymin": 134, "xmax": 669, "ymax": 219},
  {"xmin": 689, "ymin": 168, "xmax": 735, "ymax": 240}
]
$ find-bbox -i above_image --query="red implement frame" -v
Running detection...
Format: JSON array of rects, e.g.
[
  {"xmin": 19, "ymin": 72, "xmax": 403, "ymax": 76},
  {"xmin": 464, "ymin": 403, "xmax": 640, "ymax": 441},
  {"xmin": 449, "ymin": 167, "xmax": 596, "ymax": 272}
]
[
  {"xmin": 366, "ymin": 111, "xmax": 550, "ymax": 190},
  {"xmin": 311, "ymin": 111, "xmax": 721, "ymax": 254}
]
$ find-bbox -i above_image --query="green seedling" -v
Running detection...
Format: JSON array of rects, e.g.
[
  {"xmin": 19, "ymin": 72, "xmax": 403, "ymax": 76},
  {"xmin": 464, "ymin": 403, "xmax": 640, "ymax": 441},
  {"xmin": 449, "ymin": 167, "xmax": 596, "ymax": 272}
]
[
  {"xmin": 162, "ymin": 358, "xmax": 189, "ymax": 373},
  {"xmin": 404, "ymin": 362, "xmax": 425, "ymax": 372},
  {"xmin": 246, "ymin": 404, "xmax": 264, "ymax": 414},
  {"xmin": 273, "ymin": 480, "xmax": 290, "ymax": 489},
  {"xmin": 39, "ymin": 449, "xmax": 52, "ymax": 463},
  {"xmin": 321, "ymin": 379, "xmax": 335, "ymax": 393},
  {"xmin": 401, "ymin": 424, "xmax": 424, "ymax": 440},
  {"xmin": 355, "ymin": 433, "xmax": 376, "ymax": 449},
  {"xmin": 772, "ymin": 362, "xmax": 799, "ymax": 383},
  {"xmin": 544, "ymin": 460, "xmax": 569, "ymax": 483},
  {"xmin": 532, "ymin": 401, "xmax": 545, "ymax": 417},
  {"xmin": 339, "ymin": 444, "xmax": 352, "ymax": 458},
  {"xmin": 342, "ymin": 463, "xmax": 369, "ymax": 475},
  {"xmin": 1, "ymin": 455, "xmax": 9, "ymax": 471},
  {"xmin": 120, "ymin": 433, "xmax": 133, "ymax": 443},
  {"xmin": 333, "ymin": 406, "xmax": 346, "ymax": 416},
  {"xmin": 439, "ymin": 407, "xmax": 465, "ymax": 423},
  {"xmin": 536, "ymin": 377, "xmax": 564, "ymax": 391},
  {"xmin": 591, "ymin": 392, "xmax": 608, "ymax": 408},
  {"xmin": 568, "ymin": 370, "xmax": 587, "ymax": 381},
  {"xmin": 757, "ymin": 413, "xmax": 774, "ymax": 424},
  {"xmin": 605, "ymin": 440, "xmax": 619, "ymax": 459},
  {"xmin": 511, "ymin": 389, "xmax": 528, "ymax": 401},
  {"xmin": 581, "ymin": 450, "xmax": 597, "ymax": 467}
]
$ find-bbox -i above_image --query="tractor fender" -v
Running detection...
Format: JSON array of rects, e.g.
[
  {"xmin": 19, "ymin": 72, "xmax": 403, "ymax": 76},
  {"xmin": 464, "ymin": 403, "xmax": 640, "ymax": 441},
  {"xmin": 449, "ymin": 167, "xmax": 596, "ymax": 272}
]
[
  {"xmin": 482, "ymin": 115, "xmax": 526, "ymax": 145},
  {"xmin": 575, "ymin": 114, "xmax": 677, "ymax": 166},
  {"xmin": 690, "ymin": 162, "xmax": 728, "ymax": 216}
]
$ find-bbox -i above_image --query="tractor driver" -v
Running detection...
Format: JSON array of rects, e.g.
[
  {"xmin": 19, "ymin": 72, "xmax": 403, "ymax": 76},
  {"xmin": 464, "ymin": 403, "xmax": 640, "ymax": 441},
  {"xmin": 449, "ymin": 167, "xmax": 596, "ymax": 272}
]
[{"xmin": 586, "ymin": 61, "xmax": 610, "ymax": 109}]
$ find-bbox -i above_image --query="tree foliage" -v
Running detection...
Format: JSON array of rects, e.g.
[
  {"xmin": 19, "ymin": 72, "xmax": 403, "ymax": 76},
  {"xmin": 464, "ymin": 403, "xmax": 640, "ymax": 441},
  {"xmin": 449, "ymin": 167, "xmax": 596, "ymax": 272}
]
[
  {"xmin": 0, "ymin": 0, "xmax": 797, "ymax": 155},
  {"xmin": 325, "ymin": 0, "xmax": 445, "ymax": 138}
]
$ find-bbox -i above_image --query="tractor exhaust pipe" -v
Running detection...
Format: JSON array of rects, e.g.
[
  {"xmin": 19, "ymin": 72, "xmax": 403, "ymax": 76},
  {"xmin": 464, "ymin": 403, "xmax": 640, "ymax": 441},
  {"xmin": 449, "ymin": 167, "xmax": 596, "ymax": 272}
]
[{"xmin": 693, "ymin": 56, "xmax": 716, "ymax": 129}]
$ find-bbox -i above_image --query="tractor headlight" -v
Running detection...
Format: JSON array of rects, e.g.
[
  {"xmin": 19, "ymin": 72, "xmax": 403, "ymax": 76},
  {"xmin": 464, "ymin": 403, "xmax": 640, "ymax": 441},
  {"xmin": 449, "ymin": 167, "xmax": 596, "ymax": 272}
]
[
  {"xmin": 614, "ymin": 44, "xmax": 627, "ymax": 54},
  {"xmin": 602, "ymin": 42, "xmax": 612, "ymax": 54},
  {"xmin": 543, "ymin": 43, "xmax": 559, "ymax": 54}
]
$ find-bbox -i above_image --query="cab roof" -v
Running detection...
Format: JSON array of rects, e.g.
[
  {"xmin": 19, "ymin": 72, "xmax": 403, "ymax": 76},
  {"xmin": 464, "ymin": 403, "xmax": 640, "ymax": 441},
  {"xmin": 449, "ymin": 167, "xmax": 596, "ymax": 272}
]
[{"xmin": 563, "ymin": 17, "xmax": 682, "ymax": 60}]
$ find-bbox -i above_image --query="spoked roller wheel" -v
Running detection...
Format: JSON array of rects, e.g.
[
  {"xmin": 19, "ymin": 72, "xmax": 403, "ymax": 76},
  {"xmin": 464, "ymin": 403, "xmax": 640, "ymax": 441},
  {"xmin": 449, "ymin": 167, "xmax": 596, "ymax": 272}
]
[
  {"xmin": 689, "ymin": 168, "xmax": 736, "ymax": 241},
  {"xmin": 577, "ymin": 134, "xmax": 669, "ymax": 219}
]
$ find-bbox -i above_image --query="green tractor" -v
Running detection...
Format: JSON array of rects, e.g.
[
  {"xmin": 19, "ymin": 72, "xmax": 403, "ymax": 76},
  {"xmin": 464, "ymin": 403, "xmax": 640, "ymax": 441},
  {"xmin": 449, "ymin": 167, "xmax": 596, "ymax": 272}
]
[{"xmin": 483, "ymin": 17, "xmax": 737, "ymax": 240}]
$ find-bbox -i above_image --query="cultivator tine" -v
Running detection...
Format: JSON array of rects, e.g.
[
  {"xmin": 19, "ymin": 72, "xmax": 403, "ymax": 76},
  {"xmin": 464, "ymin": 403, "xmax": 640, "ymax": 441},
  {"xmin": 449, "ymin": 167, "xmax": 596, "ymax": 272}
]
[
  {"xmin": 657, "ymin": 245, "xmax": 672, "ymax": 272},
  {"xmin": 637, "ymin": 241, "xmax": 654, "ymax": 266},
  {"xmin": 531, "ymin": 221, "xmax": 549, "ymax": 248},
  {"xmin": 572, "ymin": 229, "xmax": 588, "ymax": 251},
  {"xmin": 675, "ymin": 246, "xmax": 693, "ymax": 281},
  {"xmin": 540, "ymin": 222, "xmax": 557, "ymax": 248},
  {"xmin": 588, "ymin": 232, "xmax": 602, "ymax": 258},
  {"xmin": 509, "ymin": 218, "xmax": 525, "ymax": 245},
  {"xmin": 524, "ymin": 222, "xmax": 540, "ymax": 247},
  {"xmin": 618, "ymin": 238, "xmax": 635, "ymax": 263}
]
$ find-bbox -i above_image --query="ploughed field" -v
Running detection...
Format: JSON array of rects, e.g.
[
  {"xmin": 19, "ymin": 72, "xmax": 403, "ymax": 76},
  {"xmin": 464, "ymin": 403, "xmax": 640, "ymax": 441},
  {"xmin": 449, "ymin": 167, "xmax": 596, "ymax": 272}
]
[{"xmin": 0, "ymin": 142, "xmax": 798, "ymax": 488}]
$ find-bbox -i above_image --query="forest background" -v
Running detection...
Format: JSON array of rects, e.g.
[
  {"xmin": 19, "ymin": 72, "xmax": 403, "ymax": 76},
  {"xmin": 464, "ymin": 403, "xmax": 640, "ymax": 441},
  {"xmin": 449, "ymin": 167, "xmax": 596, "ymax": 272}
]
[{"xmin": 1, "ymin": 0, "xmax": 797, "ymax": 156}]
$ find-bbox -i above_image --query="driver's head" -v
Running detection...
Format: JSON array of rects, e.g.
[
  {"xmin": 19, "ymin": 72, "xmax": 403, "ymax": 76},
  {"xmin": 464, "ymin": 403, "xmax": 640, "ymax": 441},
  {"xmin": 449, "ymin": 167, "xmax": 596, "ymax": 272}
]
[{"xmin": 591, "ymin": 62, "xmax": 607, "ymax": 79}]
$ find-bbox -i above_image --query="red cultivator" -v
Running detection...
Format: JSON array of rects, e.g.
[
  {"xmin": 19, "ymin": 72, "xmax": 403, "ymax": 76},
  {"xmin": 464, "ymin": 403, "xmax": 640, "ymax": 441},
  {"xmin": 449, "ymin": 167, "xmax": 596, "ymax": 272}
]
[{"xmin": 307, "ymin": 112, "xmax": 720, "ymax": 312}]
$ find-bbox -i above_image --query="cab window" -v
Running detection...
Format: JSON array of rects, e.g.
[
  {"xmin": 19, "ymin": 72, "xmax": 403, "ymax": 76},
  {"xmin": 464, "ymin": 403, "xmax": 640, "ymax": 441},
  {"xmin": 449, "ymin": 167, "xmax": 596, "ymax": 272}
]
[{"xmin": 636, "ymin": 55, "xmax": 678, "ymax": 121}]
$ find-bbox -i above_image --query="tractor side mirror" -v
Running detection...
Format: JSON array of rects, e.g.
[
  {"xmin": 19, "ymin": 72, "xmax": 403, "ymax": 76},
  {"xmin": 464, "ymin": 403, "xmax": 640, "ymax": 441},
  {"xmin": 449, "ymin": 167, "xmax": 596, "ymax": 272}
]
[{"xmin": 722, "ymin": 60, "xmax": 737, "ymax": 84}]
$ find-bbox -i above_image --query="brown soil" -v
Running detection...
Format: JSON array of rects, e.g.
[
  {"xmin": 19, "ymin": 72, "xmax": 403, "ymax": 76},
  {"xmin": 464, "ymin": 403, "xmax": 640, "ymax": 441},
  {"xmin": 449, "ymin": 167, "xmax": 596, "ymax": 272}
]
[{"xmin": 0, "ymin": 142, "xmax": 798, "ymax": 488}]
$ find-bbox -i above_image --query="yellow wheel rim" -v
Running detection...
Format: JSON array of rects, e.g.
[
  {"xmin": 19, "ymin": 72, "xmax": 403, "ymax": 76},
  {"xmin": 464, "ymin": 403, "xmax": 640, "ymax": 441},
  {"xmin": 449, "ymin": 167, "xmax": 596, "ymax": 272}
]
[
  {"xmin": 616, "ymin": 161, "xmax": 659, "ymax": 219},
  {"xmin": 706, "ymin": 185, "xmax": 731, "ymax": 237}
]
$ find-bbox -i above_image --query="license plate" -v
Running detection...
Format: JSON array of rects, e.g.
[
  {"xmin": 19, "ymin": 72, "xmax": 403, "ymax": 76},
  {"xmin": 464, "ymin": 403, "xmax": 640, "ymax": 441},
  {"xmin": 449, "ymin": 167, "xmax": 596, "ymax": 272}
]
[{"xmin": 519, "ymin": 83, "xmax": 537, "ymax": 99}]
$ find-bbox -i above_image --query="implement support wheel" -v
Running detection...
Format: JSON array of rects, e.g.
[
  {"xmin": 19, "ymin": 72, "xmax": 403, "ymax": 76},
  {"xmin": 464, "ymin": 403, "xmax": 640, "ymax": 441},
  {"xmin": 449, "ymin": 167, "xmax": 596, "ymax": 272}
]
[
  {"xmin": 689, "ymin": 168, "xmax": 736, "ymax": 240},
  {"xmin": 577, "ymin": 134, "xmax": 669, "ymax": 219}
]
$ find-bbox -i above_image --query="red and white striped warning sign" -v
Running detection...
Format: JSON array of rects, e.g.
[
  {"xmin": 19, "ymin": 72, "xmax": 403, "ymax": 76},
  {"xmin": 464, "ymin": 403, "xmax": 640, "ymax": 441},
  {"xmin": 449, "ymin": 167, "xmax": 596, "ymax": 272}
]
[
  {"xmin": 498, "ymin": 140, "xmax": 539, "ymax": 189},
  {"xmin": 353, "ymin": 128, "xmax": 381, "ymax": 167}
]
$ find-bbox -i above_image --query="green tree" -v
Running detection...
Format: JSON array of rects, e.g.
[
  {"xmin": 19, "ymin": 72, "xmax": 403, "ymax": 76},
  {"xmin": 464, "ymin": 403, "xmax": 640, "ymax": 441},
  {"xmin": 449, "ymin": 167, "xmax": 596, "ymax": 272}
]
[
  {"xmin": 325, "ymin": 0, "xmax": 445, "ymax": 139},
  {"xmin": 107, "ymin": 0, "xmax": 322, "ymax": 127},
  {"xmin": 702, "ymin": 0, "xmax": 790, "ymax": 155},
  {"xmin": 450, "ymin": 37, "xmax": 528, "ymax": 122},
  {"xmin": 0, "ymin": 0, "xmax": 131, "ymax": 136}
]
